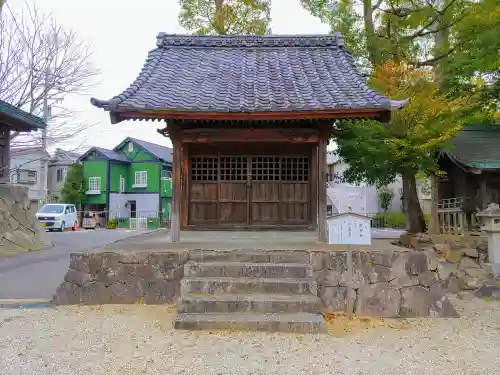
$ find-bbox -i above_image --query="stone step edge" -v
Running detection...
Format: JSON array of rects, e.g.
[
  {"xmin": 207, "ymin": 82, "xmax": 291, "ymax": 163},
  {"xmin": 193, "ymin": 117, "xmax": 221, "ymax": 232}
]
[
  {"xmin": 182, "ymin": 276, "xmax": 317, "ymax": 283},
  {"xmin": 180, "ymin": 292, "xmax": 321, "ymax": 303},
  {"xmin": 186, "ymin": 261, "xmax": 311, "ymax": 267},
  {"xmin": 174, "ymin": 312, "xmax": 327, "ymax": 333}
]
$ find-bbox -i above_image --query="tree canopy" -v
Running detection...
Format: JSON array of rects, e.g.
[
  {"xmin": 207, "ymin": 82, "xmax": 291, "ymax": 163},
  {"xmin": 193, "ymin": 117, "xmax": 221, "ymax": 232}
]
[
  {"xmin": 178, "ymin": 0, "xmax": 271, "ymax": 35},
  {"xmin": 335, "ymin": 61, "xmax": 476, "ymax": 231}
]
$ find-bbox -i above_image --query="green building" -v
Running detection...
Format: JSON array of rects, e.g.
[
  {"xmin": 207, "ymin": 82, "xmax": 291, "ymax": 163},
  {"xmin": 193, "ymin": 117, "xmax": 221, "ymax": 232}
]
[{"xmin": 79, "ymin": 137, "xmax": 172, "ymax": 226}]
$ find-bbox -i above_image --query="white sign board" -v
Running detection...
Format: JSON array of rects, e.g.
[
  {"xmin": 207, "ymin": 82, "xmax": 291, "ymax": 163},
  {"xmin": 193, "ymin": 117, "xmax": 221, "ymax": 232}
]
[{"xmin": 327, "ymin": 213, "xmax": 372, "ymax": 245}]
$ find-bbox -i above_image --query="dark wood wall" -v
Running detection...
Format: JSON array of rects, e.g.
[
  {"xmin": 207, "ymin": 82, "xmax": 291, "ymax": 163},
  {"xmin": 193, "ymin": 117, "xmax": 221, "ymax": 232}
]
[{"xmin": 184, "ymin": 143, "xmax": 315, "ymax": 229}]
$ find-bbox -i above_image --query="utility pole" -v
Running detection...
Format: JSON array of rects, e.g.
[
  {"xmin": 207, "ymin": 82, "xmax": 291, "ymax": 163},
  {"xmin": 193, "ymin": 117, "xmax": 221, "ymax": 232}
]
[{"xmin": 42, "ymin": 69, "xmax": 50, "ymax": 204}]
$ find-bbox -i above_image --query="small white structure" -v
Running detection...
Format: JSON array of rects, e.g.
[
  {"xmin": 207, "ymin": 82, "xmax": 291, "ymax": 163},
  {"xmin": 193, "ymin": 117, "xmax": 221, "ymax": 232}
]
[
  {"xmin": 477, "ymin": 203, "xmax": 500, "ymax": 278},
  {"xmin": 327, "ymin": 212, "xmax": 372, "ymax": 245}
]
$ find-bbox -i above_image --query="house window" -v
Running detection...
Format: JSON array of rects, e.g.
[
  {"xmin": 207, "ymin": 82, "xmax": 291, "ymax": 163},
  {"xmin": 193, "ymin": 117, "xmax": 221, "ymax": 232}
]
[
  {"xmin": 128, "ymin": 142, "xmax": 133, "ymax": 152},
  {"xmin": 56, "ymin": 168, "xmax": 66, "ymax": 182},
  {"xmin": 161, "ymin": 166, "xmax": 171, "ymax": 179},
  {"xmin": 27, "ymin": 170, "xmax": 37, "ymax": 178},
  {"xmin": 88, "ymin": 177, "xmax": 101, "ymax": 193},
  {"xmin": 120, "ymin": 176, "xmax": 125, "ymax": 193},
  {"xmin": 134, "ymin": 171, "xmax": 147, "ymax": 187}
]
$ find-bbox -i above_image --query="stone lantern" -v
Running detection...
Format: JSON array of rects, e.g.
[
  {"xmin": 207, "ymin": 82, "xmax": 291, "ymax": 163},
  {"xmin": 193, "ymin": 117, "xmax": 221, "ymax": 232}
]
[{"xmin": 477, "ymin": 203, "xmax": 500, "ymax": 278}]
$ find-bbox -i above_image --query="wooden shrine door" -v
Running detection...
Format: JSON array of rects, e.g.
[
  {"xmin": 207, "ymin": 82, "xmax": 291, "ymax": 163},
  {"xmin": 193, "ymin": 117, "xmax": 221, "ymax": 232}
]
[{"xmin": 189, "ymin": 149, "xmax": 311, "ymax": 228}]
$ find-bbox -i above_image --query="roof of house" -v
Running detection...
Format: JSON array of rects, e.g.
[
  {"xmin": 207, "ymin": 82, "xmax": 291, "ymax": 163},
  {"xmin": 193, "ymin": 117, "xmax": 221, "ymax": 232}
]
[
  {"xmin": 116, "ymin": 137, "xmax": 172, "ymax": 163},
  {"xmin": 90, "ymin": 34, "xmax": 398, "ymax": 123},
  {"xmin": 11, "ymin": 146, "xmax": 50, "ymax": 158},
  {"xmin": 49, "ymin": 148, "xmax": 81, "ymax": 166},
  {"xmin": 442, "ymin": 125, "xmax": 500, "ymax": 169},
  {"xmin": 78, "ymin": 147, "xmax": 130, "ymax": 163},
  {"xmin": 0, "ymin": 100, "xmax": 46, "ymax": 131}
]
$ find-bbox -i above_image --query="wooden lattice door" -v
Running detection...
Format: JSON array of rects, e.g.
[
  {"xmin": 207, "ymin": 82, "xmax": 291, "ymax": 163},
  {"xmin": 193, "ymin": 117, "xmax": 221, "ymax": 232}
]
[
  {"xmin": 280, "ymin": 156, "xmax": 310, "ymax": 224},
  {"xmin": 250, "ymin": 157, "xmax": 280, "ymax": 224},
  {"xmin": 219, "ymin": 156, "xmax": 249, "ymax": 224},
  {"xmin": 189, "ymin": 152, "xmax": 311, "ymax": 227}
]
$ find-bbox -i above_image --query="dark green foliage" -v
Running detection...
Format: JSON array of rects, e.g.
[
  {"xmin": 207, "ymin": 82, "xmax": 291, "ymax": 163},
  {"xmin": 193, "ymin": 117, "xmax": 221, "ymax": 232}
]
[{"xmin": 60, "ymin": 164, "xmax": 84, "ymax": 207}]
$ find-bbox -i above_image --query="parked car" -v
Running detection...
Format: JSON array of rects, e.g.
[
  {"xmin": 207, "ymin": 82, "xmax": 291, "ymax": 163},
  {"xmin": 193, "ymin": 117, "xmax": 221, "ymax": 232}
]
[{"xmin": 36, "ymin": 203, "xmax": 78, "ymax": 232}]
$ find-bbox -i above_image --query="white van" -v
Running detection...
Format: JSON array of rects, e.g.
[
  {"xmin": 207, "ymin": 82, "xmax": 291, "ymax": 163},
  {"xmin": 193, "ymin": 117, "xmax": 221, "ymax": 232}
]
[{"xmin": 36, "ymin": 203, "xmax": 78, "ymax": 232}]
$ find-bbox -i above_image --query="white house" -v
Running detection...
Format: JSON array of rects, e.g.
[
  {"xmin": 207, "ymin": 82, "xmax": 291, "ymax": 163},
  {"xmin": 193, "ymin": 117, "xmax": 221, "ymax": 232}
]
[
  {"xmin": 9, "ymin": 147, "xmax": 51, "ymax": 207},
  {"xmin": 326, "ymin": 152, "xmax": 403, "ymax": 215},
  {"xmin": 326, "ymin": 152, "xmax": 431, "ymax": 215}
]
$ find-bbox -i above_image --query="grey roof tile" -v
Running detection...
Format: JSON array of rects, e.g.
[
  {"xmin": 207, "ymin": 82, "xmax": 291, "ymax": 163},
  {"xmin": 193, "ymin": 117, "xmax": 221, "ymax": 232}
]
[{"xmin": 91, "ymin": 34, "xmax": 392, "ymax": 121}]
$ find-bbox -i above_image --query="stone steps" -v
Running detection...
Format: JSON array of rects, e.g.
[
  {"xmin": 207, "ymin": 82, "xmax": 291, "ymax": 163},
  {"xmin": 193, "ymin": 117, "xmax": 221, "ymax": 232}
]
[
  {"xmin": 178, "ymin": 293, "xmax": 321, "ymax": 314},
  {"xmin": 181, "ymin": 276, "xmax": 317, "ymax": 295},
  {"xmin": 189, "ymin": 249, "xmax": 310, "ymax": 264},
  {"xmin": 174, "ymin": 312, "xmax": 325, "ymax": 333},
  {"xmin": 176, "ymin": 250, "xmax": 326, "ymax": 334},
  {"xmin": 185, "ymin": 261, "xmax": 312, "ymax": 278}
]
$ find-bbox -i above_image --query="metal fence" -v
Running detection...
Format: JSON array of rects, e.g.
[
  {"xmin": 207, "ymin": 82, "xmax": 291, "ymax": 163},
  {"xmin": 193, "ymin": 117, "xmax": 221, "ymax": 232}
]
[
  {"xmin": 77, "ymin": 210, "xmax": 171, "ymax": 230},
  {"xmin": 366, "ymin": 212, "xmax": 406, "ymax": 229}
]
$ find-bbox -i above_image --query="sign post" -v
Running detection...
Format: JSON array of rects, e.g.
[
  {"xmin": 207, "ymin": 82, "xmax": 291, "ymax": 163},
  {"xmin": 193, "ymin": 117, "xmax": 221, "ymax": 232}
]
[{"xmin": 326, "ymin": 212, "xmax": 372, "ymax": 318}]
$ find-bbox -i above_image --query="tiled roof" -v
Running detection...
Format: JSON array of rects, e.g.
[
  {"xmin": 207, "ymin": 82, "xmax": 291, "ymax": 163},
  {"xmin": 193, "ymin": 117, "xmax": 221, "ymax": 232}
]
[
  {"xmin": 79, "ymin": 147, "xmax": 130, "ymax": 163},
  {"xmin": 90, "ymin": 34, "xmax": 394, "ymax": 122},
  {"xmin": 443, "ymin": 125, "xmax": 500, "ymax": 169},
  {"xmin": 126, "ymin": 137, "xmax": 172, "ymax": 163},
  {"xmin": 0, "ymin": 100, "xmax": 46, "ymax": 130}
]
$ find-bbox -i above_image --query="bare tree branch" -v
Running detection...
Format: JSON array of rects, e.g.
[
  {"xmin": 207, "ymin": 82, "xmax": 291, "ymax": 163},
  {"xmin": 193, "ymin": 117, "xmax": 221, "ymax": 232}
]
[{"xmin": 0, "ymin": 0, "xmax": 99, "ymax": 148}]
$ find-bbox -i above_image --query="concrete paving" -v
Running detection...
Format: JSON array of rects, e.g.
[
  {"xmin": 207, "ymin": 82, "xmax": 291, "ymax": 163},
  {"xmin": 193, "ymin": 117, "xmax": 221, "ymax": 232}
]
[
  {"xmin": 0, "ymin": 229, "xmax": 159, "ymax": 300},
  {"xmin": 101, "ymin": 229, "xmax": 404, "ymax": 253}
]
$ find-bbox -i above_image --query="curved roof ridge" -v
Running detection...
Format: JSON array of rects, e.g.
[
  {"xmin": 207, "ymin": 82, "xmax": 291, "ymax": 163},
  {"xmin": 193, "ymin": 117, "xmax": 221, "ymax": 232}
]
[{"xmin": 155, "ymin": 32, "xmax": 344, "ymax": 48}]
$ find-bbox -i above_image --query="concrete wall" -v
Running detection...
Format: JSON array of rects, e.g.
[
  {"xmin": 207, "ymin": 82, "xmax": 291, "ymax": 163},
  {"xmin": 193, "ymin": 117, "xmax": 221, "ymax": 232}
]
[{"xmin": 109, "ymin": 193, "xmax": 160, "ymax": 217}]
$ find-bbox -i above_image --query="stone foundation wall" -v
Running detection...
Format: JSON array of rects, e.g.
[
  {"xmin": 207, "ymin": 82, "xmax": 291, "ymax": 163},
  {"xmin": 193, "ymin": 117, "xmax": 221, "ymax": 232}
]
[
  {"xmin": 312, "ymin": 250, "xmax": 458, "ymax": 317},
  {"xmin": 55, "ymin": 248, "xmax": 459, "ymax": 318},
  {"xmin": 0, "ymin": 185, "xmax": 51, "ymax": 257},
  {"xmin": 54, "ymin": 252, "xmax": 189, "ymax": 305}
]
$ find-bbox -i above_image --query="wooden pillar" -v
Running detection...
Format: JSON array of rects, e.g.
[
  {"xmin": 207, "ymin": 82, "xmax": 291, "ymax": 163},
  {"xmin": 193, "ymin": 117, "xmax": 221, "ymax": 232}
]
[
  {"xmin": 317, "ymin": 137, "xmax": 327, "ymax": 242},
  {"xmin": 182, "ymin": 144, "xmax": 189, "ymax": 228},
  {"xmin": 170, "ymin": 139, "xmax": 182, "ymax": 243},
  {"xmin": 311, "ymin": 143, "xmax": 318, "ymax": 230},
  {"xmin": 0, "ymin": 125, "xmax": 10, "ymax": 183},
  {"xmin": 479, "ymin": 172, "xmax": 488, "ymax": 210}
]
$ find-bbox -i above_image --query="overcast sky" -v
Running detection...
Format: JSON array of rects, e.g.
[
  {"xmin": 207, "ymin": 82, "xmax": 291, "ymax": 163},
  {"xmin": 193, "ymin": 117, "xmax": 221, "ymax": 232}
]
[{"xmin": 8, "ymin": 0, "xmax": 329, "ymax": 152}]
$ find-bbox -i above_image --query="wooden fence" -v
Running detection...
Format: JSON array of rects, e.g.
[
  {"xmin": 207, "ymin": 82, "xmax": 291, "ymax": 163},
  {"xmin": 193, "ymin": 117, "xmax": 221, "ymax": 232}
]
[{"xmin": 437, "ymin": 197, "xmax": 472, "ymax": 235}]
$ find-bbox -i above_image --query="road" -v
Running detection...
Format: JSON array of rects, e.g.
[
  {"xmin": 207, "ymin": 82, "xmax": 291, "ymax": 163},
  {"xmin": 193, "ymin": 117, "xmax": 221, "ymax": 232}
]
[{"xmin": 0, "ymin": 229, "xmax": 155, "ymax": 300}]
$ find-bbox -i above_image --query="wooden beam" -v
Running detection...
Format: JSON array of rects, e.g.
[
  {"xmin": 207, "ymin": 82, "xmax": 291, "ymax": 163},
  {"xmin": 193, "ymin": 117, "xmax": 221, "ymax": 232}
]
[
  {"xmin": 118, "ymin": 108, "xmax": 388, "ymax": 121},
  {"xmin": 318, "ymin": 137, "xmax": 327, "ymax": 242},
  {"xmin": 179, "ymin": 128, "xmax": 320, "ymax": 143},
  {"xmin": 171, "ymin": 140, "xmax": 182, "ymax": 243}
]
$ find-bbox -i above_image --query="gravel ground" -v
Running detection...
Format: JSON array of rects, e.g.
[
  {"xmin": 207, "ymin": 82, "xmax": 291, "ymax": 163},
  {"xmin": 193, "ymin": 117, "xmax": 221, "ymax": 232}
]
[{"xmin": 1, "ymin": 295, "xmax": 499, "ymax": 375}]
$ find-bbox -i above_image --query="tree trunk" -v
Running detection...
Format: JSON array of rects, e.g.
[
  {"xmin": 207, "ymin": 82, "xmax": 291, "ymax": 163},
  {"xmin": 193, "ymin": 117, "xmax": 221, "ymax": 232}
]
[
  {"xmin": 402, "ymin": 169, "xmax": 426, "ymax": 233},
  {"xmin": 214, "ymin": 0, "xmax": 226, "ymax": 34},
  {"xmin": 362, "ymin": 0, "xmax": 381, "ymax": 66}
]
